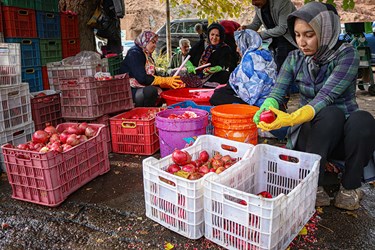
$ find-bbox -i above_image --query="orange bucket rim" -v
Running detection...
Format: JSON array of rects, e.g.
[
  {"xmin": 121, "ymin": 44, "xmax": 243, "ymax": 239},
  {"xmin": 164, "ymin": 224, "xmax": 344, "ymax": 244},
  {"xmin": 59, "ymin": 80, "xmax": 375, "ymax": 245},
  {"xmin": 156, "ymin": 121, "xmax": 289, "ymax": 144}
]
[{"xmin": 211, "ymin": 104, "xmax": 259, "ymax": 118}]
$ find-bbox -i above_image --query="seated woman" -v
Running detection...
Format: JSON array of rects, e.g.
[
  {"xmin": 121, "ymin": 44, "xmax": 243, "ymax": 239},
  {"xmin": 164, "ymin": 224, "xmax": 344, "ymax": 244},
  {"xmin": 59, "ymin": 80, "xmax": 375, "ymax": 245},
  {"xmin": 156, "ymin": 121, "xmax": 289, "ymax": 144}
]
[
  {"xmin": 184, "ymin": 23, "xmax": 232, "ymax": 88},
  {"xmin": 210, "ymin": 29, "xmax": 277, "ymax": 106},
  {"xmin": 254, "ymin": 2, "xmax": 375, "ymax": 210},
  {"xmin": 120, "ymin": 31, "xmax": 184, "ymax": 107}
]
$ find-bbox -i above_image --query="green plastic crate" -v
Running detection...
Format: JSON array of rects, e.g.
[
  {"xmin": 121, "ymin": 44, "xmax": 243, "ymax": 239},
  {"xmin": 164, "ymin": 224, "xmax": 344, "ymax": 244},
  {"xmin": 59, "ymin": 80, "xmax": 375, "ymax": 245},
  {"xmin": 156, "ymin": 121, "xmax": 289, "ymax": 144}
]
[
  {"xmin": 1, "ymin": 0, "xmax": 34, "ymax": 9},
  {"xmin": 40, "ymin": 39, "xmax": 62, "ymax": 65},
  {"xmin": 108, "ymin": 54, "xmax": 123, "ymax": 76},
  {"xmin": 35, "ymin": 0, "xmax": 59, "ymax": 12}
]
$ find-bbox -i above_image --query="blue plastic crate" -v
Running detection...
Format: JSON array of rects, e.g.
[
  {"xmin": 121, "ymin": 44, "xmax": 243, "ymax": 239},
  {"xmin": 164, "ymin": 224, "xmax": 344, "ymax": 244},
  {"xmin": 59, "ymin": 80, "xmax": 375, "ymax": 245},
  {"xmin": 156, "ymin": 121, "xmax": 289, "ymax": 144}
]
[
  {"xmin": 5, "ymin": 38, "xmax": 41, "ymax": 67},
  {"xmin": 22, "ymin": 66, "xmax": 43, "ymax": 92},
  {"xmin": 36, "ymin": 11, "xmax": 61, "ymax": 39},
  {"xmin": 168, "ymin": 100, "xmax": 214, "ymax": 134}
]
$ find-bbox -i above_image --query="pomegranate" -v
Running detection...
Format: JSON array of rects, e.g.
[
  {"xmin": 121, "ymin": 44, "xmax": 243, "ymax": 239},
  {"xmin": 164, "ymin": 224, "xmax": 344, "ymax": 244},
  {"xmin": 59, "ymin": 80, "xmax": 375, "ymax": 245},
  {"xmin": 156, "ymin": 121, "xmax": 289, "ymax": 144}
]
[
  {"xmin": 188, "ymin": 172, "xmax": 203, "ymax": 180},
  {"xmin": 85, "ymin": 126, "xmax": 96, "ymax": 138},
  {"xmin": 32, "ymin": 130, "xmax": 49, "ymax": 144},
  {"xmin": 181, "ymin": 163, "xmax": 196, "ymax": 173},
  {"xmin": 78, "ymin": 122, "xmax": 89, "ymax": 135},
  {"xmin": 44, "ymin": 123, "xmax": 57, "ymax": 136},
  {"xmin": 49, "ymin": 133, "xmax": 60, "ymax": 143},
  {"xmin": 17, "ymin": 143, "xmax": 29, "ymax": 150},
  {"xmin": 59, "ymin": 131, "xmax": 70, "ymax": 144},
  {"xmin": 221, "ymin": 155, "xmax": 232, "ymax": 163},
  {"xmin": 198, "ymin": 165, "xmax": 210, "ymax": 175},
  {"xmin": 198, "ymin": 150, "xmax": 209, "ymax": 163},
  {"xmin": 215, "ymin": 166, "xmax": 226, "ymax": 174},
  {"xmin": 211, "ymin": 158, "xmax": 224, "ymax": 169},
  {"xmin": 166, "ymin": 164, "xmax": 181, "ymax": 174},
  {"xmin": 260, "ymin": 110, "xmax": 276, "ymax": 123},
  {"xmin": 171, "ymin": 149, "xmax": 191, "ymax": 166},
  {"xmin": 66, "ymin": 134, "xmax": 80, "ymax": 146},
  {"xmin": 67, "ymin": 124, "xmax": 81, "ymax": 135}
]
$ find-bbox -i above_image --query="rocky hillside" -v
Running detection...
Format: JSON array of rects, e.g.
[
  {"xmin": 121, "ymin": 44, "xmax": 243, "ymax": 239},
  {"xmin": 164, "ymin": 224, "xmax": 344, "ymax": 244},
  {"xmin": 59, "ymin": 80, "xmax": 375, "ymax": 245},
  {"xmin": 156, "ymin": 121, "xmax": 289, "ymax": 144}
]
[{"xmin": 121, "ymin": 0, "xmax": 375, "ymax": 40}]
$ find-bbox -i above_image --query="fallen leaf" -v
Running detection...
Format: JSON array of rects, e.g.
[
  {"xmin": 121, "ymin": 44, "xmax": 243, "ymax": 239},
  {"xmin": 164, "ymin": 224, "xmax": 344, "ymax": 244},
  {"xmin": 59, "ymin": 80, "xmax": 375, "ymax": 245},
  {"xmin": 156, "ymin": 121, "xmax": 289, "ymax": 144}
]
[
  {"xmin": 299, "ymin": 226, "xmax": 308, "ymax": 235},
  {"xmin": 86, "ymin": 188, "xmax": 92, "ymax": 191},
  {"xmin": 137, "ymin": 217, "xmax": 143, "ymax": 220},
  {"xmin": 138, "ymin": 230, "xmax": 148, "ymax": 235},
  {"xmin": 96, "ymin": 239, "xmax": 104, "ymax": 243},
  {"xmin": 1, "ymin": 223, "xmax": 10, "ymax": 230},
  {"xmin": 114, "ymin": 171, "xmax": 120, "ymax": 175},
  {"xmin": 342, "ymin": 211, "xmax": 358, "ymax": 218},
  {"xmin": 164, "ymin": 242, "xmax": 174, "ymax": 250},
  {"xmin": 316, "ymin": 207, "xmax": 324, "ymax": 214}
]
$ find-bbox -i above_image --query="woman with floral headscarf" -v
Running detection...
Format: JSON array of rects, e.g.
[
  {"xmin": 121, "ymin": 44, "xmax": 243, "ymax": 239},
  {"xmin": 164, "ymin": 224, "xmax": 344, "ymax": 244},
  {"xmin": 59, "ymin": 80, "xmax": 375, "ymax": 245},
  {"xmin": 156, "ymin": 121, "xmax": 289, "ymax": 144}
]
[
  {"xmin": 183, "ymin": 23, "xmax": 232, "ymax": 87},
  {"xmin": 209, "ymin": 29, "xmax": 277, "ymax": 106},
  {"xmin": 254, "ymin": 2, "xmax": 375, "ymax": 210},
  {"xmin": 120, "ymin": 31, "xmax": 184, "ymax": 107}
]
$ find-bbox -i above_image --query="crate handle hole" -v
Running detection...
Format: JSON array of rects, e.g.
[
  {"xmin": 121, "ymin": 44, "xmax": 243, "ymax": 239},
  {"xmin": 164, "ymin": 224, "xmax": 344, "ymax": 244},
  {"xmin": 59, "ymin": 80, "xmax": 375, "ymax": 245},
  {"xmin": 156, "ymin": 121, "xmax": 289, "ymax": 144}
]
[
  {"xmin": 224, "ymin": 193, "xmax": 247, "ymax": 206},
  {"xmin": 221, "ymin": 144, "xmax": 238, "ymax": 153},
  {"xmin": 46, "ymin": 13, "xmax": 55, "ymax": 18},
  {"xmin": 22, "ymin": 40, "xmax": 32, "ymax": 45},
  {"xmin": 15, "ymin": 154, "xmax": 31, "ymax": 161},
  {"xmin": 159, "ymin": 176, "xmax": 176, "ymax": 187},
  {"xmin": 18, "ymin": 10, "xmax": 29, "ymax": 15},
  {"xmin": 279, "ymin": 154, "xmax": 299, "ymax": 163},
  {"xmin": 26, "ymin": 68, "xmax": 35, "ymax": 74},
  {"xmin": 121, "ymin": 122, "xmax": 136, "ymax": 128},
  {"xmin": 8, "ymin": 91, "xmax": 20, "ymax": 97}
]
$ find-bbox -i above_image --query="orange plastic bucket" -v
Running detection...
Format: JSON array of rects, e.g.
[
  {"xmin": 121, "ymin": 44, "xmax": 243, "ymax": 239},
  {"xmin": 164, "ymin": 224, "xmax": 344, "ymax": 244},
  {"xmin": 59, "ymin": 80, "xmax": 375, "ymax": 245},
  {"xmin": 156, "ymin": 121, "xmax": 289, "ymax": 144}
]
[{"xmin": 211, "ymin": 104, "xmax": 259, "ymax": 145}]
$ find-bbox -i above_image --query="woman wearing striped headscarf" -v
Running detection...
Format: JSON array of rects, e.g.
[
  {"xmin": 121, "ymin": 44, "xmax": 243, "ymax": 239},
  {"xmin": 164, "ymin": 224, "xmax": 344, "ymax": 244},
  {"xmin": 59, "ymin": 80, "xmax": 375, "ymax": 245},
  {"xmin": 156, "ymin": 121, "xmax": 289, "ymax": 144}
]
[{"xmin": 254, "ymin": 2, "xmax": 375, "ymax": 210}]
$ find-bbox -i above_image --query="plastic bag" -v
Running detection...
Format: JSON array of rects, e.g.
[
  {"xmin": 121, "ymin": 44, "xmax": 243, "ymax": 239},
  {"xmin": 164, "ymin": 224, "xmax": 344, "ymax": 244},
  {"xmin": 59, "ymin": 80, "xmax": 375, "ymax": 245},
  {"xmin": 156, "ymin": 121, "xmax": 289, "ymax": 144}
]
[{"xmin": 61, "ymin": 51, "xmax": 103, "ymax": 66}]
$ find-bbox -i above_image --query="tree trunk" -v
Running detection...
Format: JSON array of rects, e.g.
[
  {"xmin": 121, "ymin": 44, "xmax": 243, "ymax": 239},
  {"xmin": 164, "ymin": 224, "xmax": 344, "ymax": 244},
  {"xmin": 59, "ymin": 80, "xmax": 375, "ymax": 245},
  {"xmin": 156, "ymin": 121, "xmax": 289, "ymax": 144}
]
[{"xmin": 59, "ymin": 0, "xmax": 100, "ymax": 51}]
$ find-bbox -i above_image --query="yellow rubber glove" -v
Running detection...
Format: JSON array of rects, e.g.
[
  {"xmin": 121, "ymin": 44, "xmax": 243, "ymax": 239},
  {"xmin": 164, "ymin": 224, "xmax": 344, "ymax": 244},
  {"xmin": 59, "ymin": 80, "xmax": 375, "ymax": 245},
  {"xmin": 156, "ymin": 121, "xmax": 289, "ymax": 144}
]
[
  {"xmin": 152, "ymin": 76, "xmax": 185, "ymax": 89},
  {"xmin": 258, "ymin": 105, "xmax": 315, "ymax": 131}
]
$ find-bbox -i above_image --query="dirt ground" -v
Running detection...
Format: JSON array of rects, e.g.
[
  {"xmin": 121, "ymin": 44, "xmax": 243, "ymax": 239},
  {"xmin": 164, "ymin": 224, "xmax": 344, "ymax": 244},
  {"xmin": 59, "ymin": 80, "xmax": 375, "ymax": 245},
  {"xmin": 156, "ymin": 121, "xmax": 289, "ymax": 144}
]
[{"xmin": 1, "ymin": 87, "xmax": 375, "ymax": 249}]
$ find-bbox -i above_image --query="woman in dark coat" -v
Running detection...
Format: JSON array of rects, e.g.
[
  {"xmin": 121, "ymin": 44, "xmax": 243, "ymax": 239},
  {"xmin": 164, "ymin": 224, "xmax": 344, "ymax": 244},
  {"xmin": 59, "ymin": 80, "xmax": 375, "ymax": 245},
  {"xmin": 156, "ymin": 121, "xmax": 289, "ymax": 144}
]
[{"xmin": 184, "ymin": 23, "xmax": 232, "ymax": 87}]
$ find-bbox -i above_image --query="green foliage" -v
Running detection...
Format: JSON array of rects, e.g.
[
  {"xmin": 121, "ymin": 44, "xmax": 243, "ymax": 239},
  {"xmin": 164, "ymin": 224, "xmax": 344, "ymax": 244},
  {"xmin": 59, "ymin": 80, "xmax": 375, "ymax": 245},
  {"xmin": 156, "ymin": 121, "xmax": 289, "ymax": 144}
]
[
  {"xmin": 154, "ymin": 52, "xmax": 170, "ymax": 75},
  {"xmin": 169, "ymin": 0, "xmax": 253, "ymax": 21}
]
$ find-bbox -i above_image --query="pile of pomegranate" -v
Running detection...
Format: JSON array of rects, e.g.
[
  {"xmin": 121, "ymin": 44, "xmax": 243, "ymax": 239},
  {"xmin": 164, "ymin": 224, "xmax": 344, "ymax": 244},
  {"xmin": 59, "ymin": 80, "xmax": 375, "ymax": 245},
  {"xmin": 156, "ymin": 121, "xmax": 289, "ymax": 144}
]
[
  {"xmin": 165, "ymin": 149, "xmax": 238, "ymax": 180},
  {"xmin": 13, "ymin": 123, "xmax": 97, "ymax": 153}
]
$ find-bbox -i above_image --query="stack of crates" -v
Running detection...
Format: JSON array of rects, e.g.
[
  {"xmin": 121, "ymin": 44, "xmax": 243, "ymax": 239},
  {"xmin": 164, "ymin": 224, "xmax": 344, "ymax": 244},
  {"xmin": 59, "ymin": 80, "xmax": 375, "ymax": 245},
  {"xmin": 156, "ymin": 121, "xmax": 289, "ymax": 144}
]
[
  {"xmin": 0, "ymin": 43, "xmax": 34, "ymax": 172},
  {"xmin": 60, "ymin": 11, "xmax": 80, "ymax": 59},
  {"xmin": 0, "ymin": 4, "xmax": 3, "ymax": 42},
  {"xmin": 2, "ymin": 0, "xmax": 43, "ymax": 92},
  {"xmin": 35, "ymin": 0, "xmax": 62, "ymax": 90}
]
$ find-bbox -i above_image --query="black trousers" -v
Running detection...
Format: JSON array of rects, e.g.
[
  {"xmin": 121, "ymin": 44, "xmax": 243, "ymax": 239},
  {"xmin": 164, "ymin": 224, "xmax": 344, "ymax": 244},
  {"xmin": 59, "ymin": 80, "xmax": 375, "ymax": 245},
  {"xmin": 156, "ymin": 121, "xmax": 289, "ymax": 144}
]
[
  {"xmin": 132, "ymin": 86, "xmax": 158, "ymax": 107},
  {"xmin": 209, "ymin": 84, "xmax": 247, "ymax": 106},
  {"xmin": 295, "ymin": 106, "xmax": 375, "ymax": 189}
]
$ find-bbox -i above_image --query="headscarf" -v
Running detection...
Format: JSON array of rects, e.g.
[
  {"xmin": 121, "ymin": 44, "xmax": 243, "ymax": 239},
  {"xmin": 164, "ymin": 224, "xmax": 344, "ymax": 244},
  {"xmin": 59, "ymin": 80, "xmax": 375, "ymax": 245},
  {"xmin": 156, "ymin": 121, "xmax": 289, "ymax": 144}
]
[
  {"xmin": 234, "ymin": 29, "xmax": 262, "ymax": 55},
  {"xmin": 287, "ymin": 2, "xmax": 350, "ymax": 79},
  {"xmin": 229, "ymin": 29, "xmax": 277, "ymax": 106},
  {"xmin": 198, "ymin": 23, "xmax": 226, "ymax": 66},
  {"xmin": 134, "ymin": 31, "xmax": 158, "ymax": 55}
]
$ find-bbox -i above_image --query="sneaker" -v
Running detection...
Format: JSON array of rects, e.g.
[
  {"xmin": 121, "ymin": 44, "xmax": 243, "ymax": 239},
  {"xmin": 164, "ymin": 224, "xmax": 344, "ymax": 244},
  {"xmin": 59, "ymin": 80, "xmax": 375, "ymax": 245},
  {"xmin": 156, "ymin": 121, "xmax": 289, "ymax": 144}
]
[
  {"xmin": 316, "ymin": 186, "xmax": 331, "ymax": 207},
  {"xmin": 334, "ymin": 186, "xmax": 364, "ymax": 210}
]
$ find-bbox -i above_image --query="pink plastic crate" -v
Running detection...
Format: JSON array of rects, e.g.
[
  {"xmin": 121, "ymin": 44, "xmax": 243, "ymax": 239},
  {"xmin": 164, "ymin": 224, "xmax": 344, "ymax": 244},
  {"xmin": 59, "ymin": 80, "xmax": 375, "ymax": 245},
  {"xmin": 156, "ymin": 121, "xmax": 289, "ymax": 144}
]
[
  {"xmin": 0, "ymin": 82, "xmax": 32, "ymax": 131},
  {"xmin": 1, "ymin": 123, "xmax": 110, "ymax": 207},
  {"xmin": 46, "ymin": 59, "xmax": 108, "ymax": 91},
  {"xmin": 60, "ymin": 74, "xmax": 133, "ymax": 119}
]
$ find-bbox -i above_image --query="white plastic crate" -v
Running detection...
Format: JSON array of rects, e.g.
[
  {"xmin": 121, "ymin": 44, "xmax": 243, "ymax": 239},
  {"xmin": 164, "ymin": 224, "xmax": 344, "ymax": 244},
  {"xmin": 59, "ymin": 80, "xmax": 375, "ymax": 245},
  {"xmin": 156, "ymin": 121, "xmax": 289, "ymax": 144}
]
[
  {"xmin": 204, "ymin": 144, "xmax": 320, "ymax": 250},
  {"xmin": 0, "ymin": 82, "xmax": 32, "ymax": 131},
  {"xmin": 143, "ymin": 135, "xmax": 254, "ymax": 239},
  {"xmin": 46, "ymin": 58, "xmax": 108, "ymax": 91},
  {"xmin": 0, "ymin": 43, "xmax": 22, "ymax": 86},
  {"xmin": 0, "ymin": 121, "xmax": 34, "ymax": 172}
]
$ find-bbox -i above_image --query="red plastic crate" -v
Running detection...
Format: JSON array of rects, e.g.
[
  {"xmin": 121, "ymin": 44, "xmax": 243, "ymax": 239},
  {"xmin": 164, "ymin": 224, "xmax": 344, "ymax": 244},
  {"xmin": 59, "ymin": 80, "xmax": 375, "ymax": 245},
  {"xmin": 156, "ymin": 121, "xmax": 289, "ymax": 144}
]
[
  {"xmin": 110, "ymin": 108, "xmax": 163, "ymax": 155},
  {"xmin": 60, "ymin": 12, "xmax": 79, "ymax": 39},
  {"xmin": 41, "ymin": 66, "xmax": 50, "ymax": 90},
  {"xmin": 2, "ymin": 6, "xmax": 37, "ymax": 38},
  {"xmin": 1, "ymin": 123, "xmax": 110, "ymax": 207},
  {"xmin": 65, "ymin": 115, "xmax": 112, "ymax": 153},
  {"xmin": 62, "ymin": 38, "xmax": 80, "ymax": 58},
  {"xmin": 60, "ymin": 74, "xmax": 133, "ymax": 119},
  {"xmin": 30, "ymin": 90, "xmax": 63, "ymax": 131},
  {"xmin": 0, "ymin": 4, "xmax": 3, "ymax": 33}
]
